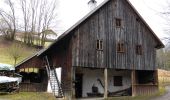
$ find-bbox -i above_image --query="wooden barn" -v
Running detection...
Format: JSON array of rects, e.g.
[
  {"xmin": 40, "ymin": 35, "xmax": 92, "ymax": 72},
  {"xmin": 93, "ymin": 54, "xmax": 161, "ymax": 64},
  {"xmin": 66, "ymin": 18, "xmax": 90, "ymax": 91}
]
[{"xmin": 15, "ymin": 0, "xmax": 164, "ymax": 99}]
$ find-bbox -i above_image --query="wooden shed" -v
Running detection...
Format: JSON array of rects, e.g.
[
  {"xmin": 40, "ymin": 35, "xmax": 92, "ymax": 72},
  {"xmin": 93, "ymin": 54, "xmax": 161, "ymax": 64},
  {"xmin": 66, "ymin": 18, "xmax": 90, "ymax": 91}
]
[
  {"xmin": 15, "ymin": 0, "xmax": 164, "ymax": 99},
  {"xmin": 15, "ymin": 50, "xmax": 48, "ymax": 92}
]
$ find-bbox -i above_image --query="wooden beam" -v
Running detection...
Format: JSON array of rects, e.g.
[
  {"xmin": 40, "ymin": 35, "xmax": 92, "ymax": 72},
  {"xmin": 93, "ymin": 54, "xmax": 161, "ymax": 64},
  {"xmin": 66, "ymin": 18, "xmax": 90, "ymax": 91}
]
[
  {"xmin": 104, "ymin": 68, "xmax": 108, "ymax": 99},
  {"xmin": 131, "ymin": 70, "xmax": 136, "ymax": 96},
  {"xmin": 155, "ymin": 70, "xmax": 158, "ymax": 85},
  {"xmin": 72, "ymin": 67, "xmax": 76, "ymax": 98}
]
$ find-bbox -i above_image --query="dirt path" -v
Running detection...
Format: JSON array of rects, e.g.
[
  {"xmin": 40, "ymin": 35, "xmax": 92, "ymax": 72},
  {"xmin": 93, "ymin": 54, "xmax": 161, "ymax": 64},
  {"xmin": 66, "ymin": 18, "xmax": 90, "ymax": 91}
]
[{"xmin": 151, "ymin": 86, "xmax": 170, "ymax": 100}]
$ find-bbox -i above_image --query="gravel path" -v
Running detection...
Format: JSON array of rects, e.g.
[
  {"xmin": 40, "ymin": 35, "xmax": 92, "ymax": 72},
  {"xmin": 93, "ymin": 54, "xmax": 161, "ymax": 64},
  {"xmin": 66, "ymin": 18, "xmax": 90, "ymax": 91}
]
[{"xmin": 151, "ymin": 86, "xmax": 170, "ymax": 100}]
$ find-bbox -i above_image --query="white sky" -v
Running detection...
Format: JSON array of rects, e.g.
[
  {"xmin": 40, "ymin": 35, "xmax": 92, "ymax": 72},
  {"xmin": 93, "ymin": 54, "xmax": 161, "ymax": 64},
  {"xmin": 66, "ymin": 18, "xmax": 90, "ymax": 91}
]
[
  {"xmin": 0, "ymin": 0, "xmax": 168, "ymax": 39},
  {"xmin": 55, "ymin": 0, "xmax": 168, "ymax": 39}
]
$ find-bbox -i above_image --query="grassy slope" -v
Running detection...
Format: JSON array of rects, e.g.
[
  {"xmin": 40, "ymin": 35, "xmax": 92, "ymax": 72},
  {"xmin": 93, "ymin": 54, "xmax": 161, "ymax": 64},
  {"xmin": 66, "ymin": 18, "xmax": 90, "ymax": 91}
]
[
  {"xmin": 0, "ymin": 37, "xmax": 38, "ymax": 65},
  {"xmin": 0, "ymin": 92, "xmax": 56, "ymax": 100}
]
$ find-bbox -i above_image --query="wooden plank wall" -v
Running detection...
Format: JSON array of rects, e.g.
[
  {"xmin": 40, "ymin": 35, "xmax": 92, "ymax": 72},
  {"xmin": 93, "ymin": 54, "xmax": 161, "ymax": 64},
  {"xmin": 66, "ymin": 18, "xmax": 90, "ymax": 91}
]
[
  {"xmin": 19, "ymin": 83, "xmax": 47, "ymax": 92},
  {"xmin": 48, "ymin": 35, "xmax": 73, "ymax": 97},
  {"xmin": 16, "ymin": 56, "xmax": 43, "ymax": 70},
  {"xmin": 133, "ymin": 70, "xmax": 159, "ymax": 95},
  {"xmin": 72, "ymin": 0, "xmax": 158, "ymax": 70},
  {"xmin": 134, "ymin": 85, "xmax": 158, "ymax": 95}
]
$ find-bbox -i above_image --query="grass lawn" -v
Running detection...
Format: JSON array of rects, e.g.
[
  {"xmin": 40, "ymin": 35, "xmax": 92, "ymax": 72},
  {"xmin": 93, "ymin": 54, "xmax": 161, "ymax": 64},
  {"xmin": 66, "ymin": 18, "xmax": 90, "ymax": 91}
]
[
  {"xmin": 0, "ymin": 38, "xmax": 38, "ymax": 65},
  {"xmin": 106, "ymin": 96, "xmax": 153, "ymax": 100},
  {"xmin": 0, "ymin": 92, "xmax": 56, "ymax": 100},
  {"xmin": 0, "ymin": 88, "xmax": 166, "ymax": 100}
]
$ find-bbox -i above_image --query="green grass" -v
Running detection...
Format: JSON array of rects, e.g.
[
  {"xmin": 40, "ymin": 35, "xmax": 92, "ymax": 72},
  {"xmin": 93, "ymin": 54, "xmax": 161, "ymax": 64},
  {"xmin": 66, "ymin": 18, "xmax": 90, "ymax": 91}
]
[
  {"xmin": 16, "ymin": 37, "xmax": 53, "ymax": 48},
  {"xmin": 0, "ymin": 36, "xmax": 53, "ymax": 65},
  {"xmin": 106, "ymin": 96, "xmax": 151, "ymax": 100},
  {"xmin": 45, "ymin": 41, "xmax": 52, "ymax": 48},
  {"xmin": 0, "ymin": 38, "xmax": 38, "ymax": 65},
  {"xmin": 0, "ymin": 87, "xmax": 166, "ymax": 100},
  {"xmin": 0, "ymin": 92, "xmax": 56, "ymax": 100}
]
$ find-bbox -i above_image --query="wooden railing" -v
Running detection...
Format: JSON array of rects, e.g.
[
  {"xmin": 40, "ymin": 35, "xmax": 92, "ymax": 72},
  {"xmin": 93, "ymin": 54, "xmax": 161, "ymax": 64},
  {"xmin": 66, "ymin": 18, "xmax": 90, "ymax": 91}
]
[
  {"xmin": 19, "ymin": 83, "xmax": 47, "ymax": 92},
  {"xmin": 133, "ymin": 84, "xmax": 158, "ymax": 95}
]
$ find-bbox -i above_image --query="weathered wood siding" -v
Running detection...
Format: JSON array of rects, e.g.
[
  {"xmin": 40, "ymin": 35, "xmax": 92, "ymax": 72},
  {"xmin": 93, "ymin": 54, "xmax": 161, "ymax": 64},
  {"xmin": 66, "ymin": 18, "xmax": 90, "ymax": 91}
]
[
  {"xmin": 134, "ymin": 85, "xmax": 158, "ymax": 96},
  {"xmin": 47, "ymin": 35, "xmax": 73, "ymax": 96},
  {"xmin": 19, "ymin": 83, "xmax": 47, "ymax": 92},
  {"xmin": 15, "ymin": 56, "xmax": 43, "ymax": 70},
  {"xmin": 72, "ymin": 0, "xmax": 158, "ymax": 70}
]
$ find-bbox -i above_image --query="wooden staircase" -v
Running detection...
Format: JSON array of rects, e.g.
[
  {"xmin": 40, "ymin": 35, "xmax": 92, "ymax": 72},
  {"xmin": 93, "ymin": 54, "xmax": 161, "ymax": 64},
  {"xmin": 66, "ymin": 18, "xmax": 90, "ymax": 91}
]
[{"xmin": 45, "ymin": 56, "xmax": 64, "ymax": 98}]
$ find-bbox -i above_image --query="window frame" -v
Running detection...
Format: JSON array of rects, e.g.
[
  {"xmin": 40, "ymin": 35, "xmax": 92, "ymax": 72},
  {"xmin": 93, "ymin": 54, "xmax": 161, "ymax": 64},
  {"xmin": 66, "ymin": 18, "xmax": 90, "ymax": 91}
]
[
  {"xmin": 113, "ymin": 76, "xmax": 123, "ymax": 86},
  {"xmin": 96, "ymin": 39, "xmax": 103, "ymax": 51},
  {"xmin": 115, "ymin": 18, "xmax": 122, "ymax": 27},
  {"xmin": 136, "ymin": 45, "xmax": 143, "ymax": 55},
  {"xmin": 117, "ymin": 42, "xmax": 125, "ymax": 53}
]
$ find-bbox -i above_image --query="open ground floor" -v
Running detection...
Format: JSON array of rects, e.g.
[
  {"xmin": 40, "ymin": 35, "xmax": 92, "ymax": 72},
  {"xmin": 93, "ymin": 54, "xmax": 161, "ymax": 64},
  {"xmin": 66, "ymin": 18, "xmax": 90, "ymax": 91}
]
[
  {"xmin": 71, "ymin": 67, "xmax": 158, "ymax": 99},
  {"xmin": 17, "ymin": 67, "xmax": 48, "ymax": 92},
  {"xmin": 16, "ymin": 66, "xmax": 159, "ymax": 99},
  {"xmin": 74, "ymin": 68, "xmax": 132, "ymax": 98}
]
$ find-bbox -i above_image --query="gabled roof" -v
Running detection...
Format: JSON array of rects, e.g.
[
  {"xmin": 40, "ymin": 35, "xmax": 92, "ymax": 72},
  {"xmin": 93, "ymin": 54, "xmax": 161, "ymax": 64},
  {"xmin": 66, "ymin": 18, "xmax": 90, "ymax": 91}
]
[
  {"xmin": 15, "ymin": 49, "xmax": 45, "ymax": 68},
  {"xmin": 38, "ymin": 0, "xmax": 164, "ymax": 56}
]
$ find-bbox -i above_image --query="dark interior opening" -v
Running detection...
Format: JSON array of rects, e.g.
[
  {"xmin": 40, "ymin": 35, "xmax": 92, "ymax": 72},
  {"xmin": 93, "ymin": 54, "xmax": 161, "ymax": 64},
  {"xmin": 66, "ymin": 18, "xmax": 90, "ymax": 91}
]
[
  {"xmin": 136, "ymin": 70, "xmax": 155, "ymax": 84},
  {"xmin": 75, "ymin": 73, "xmax": 83, "ymax": 98},
  {"xmin": 19, "ymin": 69, "xmax": 47, "ymax": 83}
]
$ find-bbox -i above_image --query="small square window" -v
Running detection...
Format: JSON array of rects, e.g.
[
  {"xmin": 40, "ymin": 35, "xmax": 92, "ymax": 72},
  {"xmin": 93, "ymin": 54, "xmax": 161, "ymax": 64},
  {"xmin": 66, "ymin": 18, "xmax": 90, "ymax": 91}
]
[
  {"xmin": 115, "ymin": 18, "xmax": 121, "ymax": 27},
  {"xmin": 117, "ymin": 42, "xmax": 125, "ymax": 53},
  {"xmin": 136, "ymin": 45, "xmax": 142, "ymax": 55},
  {"xmin": 20, "ymin": 69, "xmax": 24, "ymax": 72},
  {"xmin": 113, "ymin": 76, "xmax": 123, "ymax": 86},
  {"xmin": 96, "ymin": 40, "xmax": 103, "ymax": 50}
]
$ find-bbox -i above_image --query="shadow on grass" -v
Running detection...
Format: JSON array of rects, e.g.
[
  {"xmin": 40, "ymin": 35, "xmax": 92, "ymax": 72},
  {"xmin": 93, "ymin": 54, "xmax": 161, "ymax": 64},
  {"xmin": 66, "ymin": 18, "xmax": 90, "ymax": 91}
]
[{"xmin": 0, "ymin": 92, "xmax": 9, "ymax": 95}]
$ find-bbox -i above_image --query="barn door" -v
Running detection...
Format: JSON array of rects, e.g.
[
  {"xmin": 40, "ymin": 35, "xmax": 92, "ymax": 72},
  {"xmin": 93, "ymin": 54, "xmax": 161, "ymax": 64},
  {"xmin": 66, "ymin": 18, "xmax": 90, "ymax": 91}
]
[{"xmin": 75, "ymin": 74, "xmax": 83, "ymax": 98}]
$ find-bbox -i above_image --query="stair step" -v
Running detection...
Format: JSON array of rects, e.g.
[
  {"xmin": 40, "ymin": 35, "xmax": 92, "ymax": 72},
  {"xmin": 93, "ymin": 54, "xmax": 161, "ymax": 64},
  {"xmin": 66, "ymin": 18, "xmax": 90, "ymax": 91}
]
[{"xmin": 45, "ymin": 56, "xmax": 64, "ymax": 97}]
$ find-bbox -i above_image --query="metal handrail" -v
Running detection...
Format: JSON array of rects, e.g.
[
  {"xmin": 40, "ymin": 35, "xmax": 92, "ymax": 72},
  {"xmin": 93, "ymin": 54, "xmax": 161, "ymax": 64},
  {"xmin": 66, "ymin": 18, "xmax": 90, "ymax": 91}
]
[{"xmin": 45, "ymin": 56, "xmax": 64, "ymax": 97}]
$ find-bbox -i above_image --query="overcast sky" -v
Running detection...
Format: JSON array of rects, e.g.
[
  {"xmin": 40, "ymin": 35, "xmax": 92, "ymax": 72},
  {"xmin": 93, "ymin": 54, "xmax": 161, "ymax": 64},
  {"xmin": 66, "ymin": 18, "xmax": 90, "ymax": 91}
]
[
  {"xmin": 55, "ymin": 0, "xmax": 168, "ymax": 39},
  {"xmin": 0, "ymin": 0, "xmax": 168, "ymax": 39}
]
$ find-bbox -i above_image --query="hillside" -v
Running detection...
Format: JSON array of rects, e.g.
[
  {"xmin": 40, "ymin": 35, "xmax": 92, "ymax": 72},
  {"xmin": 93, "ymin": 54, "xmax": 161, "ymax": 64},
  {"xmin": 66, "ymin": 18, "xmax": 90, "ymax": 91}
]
[{"xmin": 0, "ymin": 37, "xmax": 39, "ymax": 65}]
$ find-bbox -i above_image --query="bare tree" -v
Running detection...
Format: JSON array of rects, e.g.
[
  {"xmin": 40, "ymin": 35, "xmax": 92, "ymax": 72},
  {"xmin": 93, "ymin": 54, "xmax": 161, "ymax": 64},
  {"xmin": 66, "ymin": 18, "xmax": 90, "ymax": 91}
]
[
  {"xmin": 160, "ymin": 1, "xmax": 170, "ymax": 44},
  {"xmin": 0, "ymin": 0, "xmax": 58, "ymax": 46},
  {"xmin": 19, "ymin": 0, "xmax": 58, "ymax": 47},
  {"xmin": 40, "ymin": 0, "xmax": 57, "ymax": 46},
  {"xmin": 20, "ymin": 0, "xmax": 30, "ymax": 44},
  {"xmin": 0, "ymin": 19, "xmax": 10, "ymax": 38},
  {"xmin": 8, "ymin": 43, "xmax": 24, "ymax": 66},
  {"xmin": 0, "ymin": 0, "xmax": 17, "ymax": 40}
]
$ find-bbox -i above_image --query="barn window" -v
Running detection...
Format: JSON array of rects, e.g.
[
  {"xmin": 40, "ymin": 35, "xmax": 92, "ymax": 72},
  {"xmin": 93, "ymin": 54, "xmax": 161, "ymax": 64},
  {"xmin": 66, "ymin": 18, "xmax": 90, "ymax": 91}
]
[
  {"xmin": 136, "ymin": 45, "xmax": 142, "ymax": 55},
  {"xmin": 19, "ymin": 68, "xmax": 39, "ymax": 73},
  {"xmin": 113, "ymin": 76, "xmax": 123, "ymax": 86},
  {"xmin": 96, "ymin": 40, "xmax": 103, "ymax": 50},
  {"xmin": 117, "ymin": 42, "xmax": 125, "ymax": 53},
  {"xmin": 115, "ymin": 18, "xmax": 122, "ymax": 27}
]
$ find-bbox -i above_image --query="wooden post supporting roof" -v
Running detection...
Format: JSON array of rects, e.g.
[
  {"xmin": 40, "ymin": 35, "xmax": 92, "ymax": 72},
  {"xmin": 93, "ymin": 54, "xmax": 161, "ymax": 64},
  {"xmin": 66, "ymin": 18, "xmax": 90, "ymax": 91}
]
[
  {"xmin": 131, "ymin": 70, "xmax": 136, "ymax": 96},
  {"xmin": 155, "ymin": 70, "xmax": 158, "ymax": 85},
  {"xmin": 104, "ymin": 68, "xmax": 108, "ymax": 99}
]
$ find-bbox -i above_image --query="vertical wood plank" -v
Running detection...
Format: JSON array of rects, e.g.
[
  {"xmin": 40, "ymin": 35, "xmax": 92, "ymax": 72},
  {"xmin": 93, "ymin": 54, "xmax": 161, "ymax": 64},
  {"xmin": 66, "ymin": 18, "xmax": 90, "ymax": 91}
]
[{"xmin": 131, "ymin": 70, "xmax": 136, "ymax": 96}]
